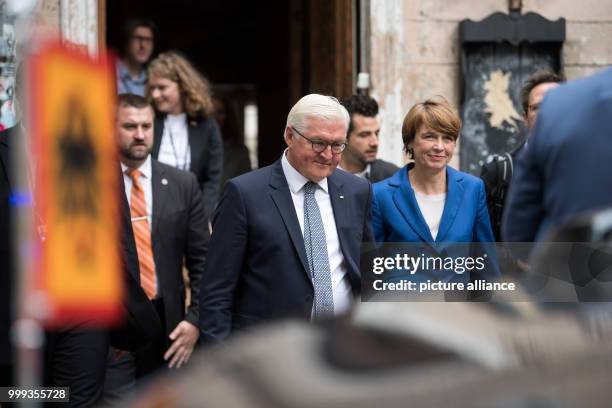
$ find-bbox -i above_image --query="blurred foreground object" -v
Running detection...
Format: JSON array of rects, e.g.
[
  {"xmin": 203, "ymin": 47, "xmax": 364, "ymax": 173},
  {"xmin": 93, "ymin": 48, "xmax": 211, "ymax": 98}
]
[
  {"xmin": 503, "ymin": 68, "xmax": 612, "ymax": 242},
  {"xmin": 27, "ymin": 43, "xmax": 121, "ymax": 327},
  {"xmin": 529, "ymin": 207, "xmax": 612, "ymax": 302},
  {"xmin": 129, "ymin": 206, "xmax": 612, "ymax": 407},
  {"xmin": 129, "ymin": 299, "xmax": 612, "ymax": 408}
]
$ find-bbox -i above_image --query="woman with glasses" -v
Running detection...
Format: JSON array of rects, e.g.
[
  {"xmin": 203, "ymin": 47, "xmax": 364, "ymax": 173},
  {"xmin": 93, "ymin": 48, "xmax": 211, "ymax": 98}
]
[
  {"xmin": 147, "ymin": 51, "xmax": 222, "ymax": 218},
  {"xmin": 371, "ymin": 97, "xmax": 499, "ymax": 289}
]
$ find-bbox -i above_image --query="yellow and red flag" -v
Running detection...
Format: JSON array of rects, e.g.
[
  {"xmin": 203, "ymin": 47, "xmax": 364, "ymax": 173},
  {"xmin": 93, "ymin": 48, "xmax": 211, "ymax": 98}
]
[{"xmin": 28, "ymin": 44, "xmax": 122, "ymax": 327}]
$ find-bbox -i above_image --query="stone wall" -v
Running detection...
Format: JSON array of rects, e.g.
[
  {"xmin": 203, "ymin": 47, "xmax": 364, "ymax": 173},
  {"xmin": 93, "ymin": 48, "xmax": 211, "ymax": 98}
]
[
  {"xmin": 370, "ymin": 0, "xmax": 612, "ymax": 167},
  {"xmin": 15, "ymin": 0, "xmax": 98, "ymax": 55}
]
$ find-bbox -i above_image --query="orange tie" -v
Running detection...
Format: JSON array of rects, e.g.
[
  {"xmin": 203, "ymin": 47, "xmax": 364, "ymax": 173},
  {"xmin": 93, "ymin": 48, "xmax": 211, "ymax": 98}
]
[{"xmin": 127, "ymin": 168, "xmax": 157, "ymax": 299}]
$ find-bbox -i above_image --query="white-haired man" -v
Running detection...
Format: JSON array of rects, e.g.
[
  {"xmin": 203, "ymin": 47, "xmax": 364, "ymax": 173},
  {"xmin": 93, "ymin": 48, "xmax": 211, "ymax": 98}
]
[{"xmin": 200, "ymin": 94, "xmax": 374, "ymax": 342}]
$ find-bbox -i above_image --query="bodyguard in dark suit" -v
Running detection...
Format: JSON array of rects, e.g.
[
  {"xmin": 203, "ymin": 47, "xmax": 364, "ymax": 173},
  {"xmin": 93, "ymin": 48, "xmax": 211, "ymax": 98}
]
[
  {"xmin": 146, "ymin": 159, "xmax": 206, "ymax": 359},
  {"xmin": 107, "ymin": 93, "xmax": 207, "ymax": 399},
  {"xmin": 200, "ymin": 94, "xmax": 374, "ymax": 343},
  {"xmin": 339, "ymin": 94, "xmax": 399, "ymax": 182},
  {"xmin": 503, "ymin": 68, "xmax": 612, "ymax": 242}
]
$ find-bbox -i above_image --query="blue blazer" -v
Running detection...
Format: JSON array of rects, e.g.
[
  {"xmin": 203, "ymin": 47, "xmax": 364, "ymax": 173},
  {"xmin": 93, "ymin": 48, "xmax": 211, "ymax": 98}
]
[
  {"xmin": 199, "ymin": 160, "xmax": 374, "ymax": 343},
  {"xmin": 372, "ymin": 164, "xmax": 498, "ymax": 282}
]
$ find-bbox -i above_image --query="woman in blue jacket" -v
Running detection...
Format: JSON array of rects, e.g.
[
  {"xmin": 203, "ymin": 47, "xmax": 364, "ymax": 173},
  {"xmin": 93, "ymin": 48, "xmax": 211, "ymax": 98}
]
[{"xmin": 372, "ymin": 97, "xmax": 498, "ymax": 286}]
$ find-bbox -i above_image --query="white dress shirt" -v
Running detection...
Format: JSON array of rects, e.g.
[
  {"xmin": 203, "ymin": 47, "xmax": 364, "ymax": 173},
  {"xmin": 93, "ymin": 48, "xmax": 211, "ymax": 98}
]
[
  {"xmin": 158, "ymin": 113, "xmax": 191, "ymax": 171},
  {"xmin": 121, "ymin": 155, "xmax": 153, "ymax": 230},
  {"xmin": 281, "ymin": 151, "xmax": 352, "ymax": 315}
]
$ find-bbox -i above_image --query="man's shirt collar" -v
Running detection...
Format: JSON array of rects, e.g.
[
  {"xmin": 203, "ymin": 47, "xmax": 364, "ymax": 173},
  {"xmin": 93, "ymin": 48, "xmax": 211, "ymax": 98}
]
[
  {"xmin": 117, "ymin": 60, "xmax": 147, "ymax": 84},
  {"xmin": 121, "ymin": 155, "xmax": 152, "ymax": 179},
  {"xmin": 281, "ymin": 149, "xmax": 328, "ymax": 194}
]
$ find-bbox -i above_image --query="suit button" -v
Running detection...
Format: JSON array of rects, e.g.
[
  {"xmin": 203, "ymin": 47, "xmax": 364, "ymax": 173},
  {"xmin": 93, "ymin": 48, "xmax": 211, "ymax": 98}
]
[{"xmin": 305, "ymin": 295, "xmax": 313, "ymax": 301}]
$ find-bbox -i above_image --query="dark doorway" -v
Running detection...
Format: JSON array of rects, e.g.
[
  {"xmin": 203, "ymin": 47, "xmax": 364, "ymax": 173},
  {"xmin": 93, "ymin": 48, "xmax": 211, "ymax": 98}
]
[{"xmin": 107, "ymin": 0, "xmax": 355, "ymax": 168}]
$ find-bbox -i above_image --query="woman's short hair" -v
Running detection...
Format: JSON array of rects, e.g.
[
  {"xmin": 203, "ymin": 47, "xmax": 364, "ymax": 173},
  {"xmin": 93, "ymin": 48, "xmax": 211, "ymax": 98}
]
[
  {"xmin": 147, "ymin": 51, "xmax": 214, "ymax": 118},
  {"xmin": 285, "ymin": 94, "xmax": 350, "ymax": 140},
  {"xmin": 401, "ymin": 97, "xmax": 461, "ymax": 158}
]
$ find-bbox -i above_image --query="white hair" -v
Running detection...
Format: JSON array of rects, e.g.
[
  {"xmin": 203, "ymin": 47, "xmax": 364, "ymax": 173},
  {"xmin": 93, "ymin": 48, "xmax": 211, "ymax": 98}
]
[{"xmin": 284, "ymin": 94, "xmax": 350, "ymax": 140}]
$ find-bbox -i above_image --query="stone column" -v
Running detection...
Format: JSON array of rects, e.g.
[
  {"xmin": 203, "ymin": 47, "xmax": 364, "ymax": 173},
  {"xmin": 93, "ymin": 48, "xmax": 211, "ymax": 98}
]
[{"xmin": 59, "ymin": 0, "xmax": 98, "ymax": 55}]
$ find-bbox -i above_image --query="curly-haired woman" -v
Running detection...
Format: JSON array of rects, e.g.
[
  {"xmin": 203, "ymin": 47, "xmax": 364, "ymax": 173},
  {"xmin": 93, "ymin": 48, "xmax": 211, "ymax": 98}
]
[{"xmin": 148, "ymin": 51, "xmax": 222, "ymax": 218}]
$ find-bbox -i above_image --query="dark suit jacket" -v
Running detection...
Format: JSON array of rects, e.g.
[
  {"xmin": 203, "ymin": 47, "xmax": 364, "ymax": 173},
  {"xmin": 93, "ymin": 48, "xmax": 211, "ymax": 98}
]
[
  {"xmin": 108, "ymin": 169, "xmax": 162, "ymax": 351},
  {"xmin": 369, "ymin": 159, "xmax": 399, "ymax": 183},
  {"xmin": 503, "ymin": 68, "xmax": 612, "ymax": 242},
  {"xmin": 149, "ymin": 159, "xmax": 208, "ymax": 336},
  {"xmin": 152, "ymin": 114, "xmax": 223, "ymax": 219},
  {"xmin": 199, "ymin": 159, "xmax": 374, "ymax": 343}
]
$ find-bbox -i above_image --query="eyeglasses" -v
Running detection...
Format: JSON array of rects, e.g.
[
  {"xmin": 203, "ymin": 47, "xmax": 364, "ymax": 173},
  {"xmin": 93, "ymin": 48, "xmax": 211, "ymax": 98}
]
[
  {"xmin": 291, "ymin": 126, "xmax": 347, "ymax": 154},
  {"xmin": 131, "ymin": 35, "xmax": 153, "ymax": 44}
]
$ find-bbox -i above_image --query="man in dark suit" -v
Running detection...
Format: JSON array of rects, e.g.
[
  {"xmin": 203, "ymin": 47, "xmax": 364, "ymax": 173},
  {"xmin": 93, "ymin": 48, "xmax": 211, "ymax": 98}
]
[
  {"xmin": 116, "ymin": 19, "xmax": 156, "ymax": 96},
  {"xmin": 339, "ymin": 94, "xmax": 399, "ymax": 182},
  {"xmin": 106, "ymin": 93, "xmax": 207, "ymax": 399},
  {"xmin": 199, "ymin": 94, "xmax": 374, "ymax": 343},
  {"xmin": 480, "ymin": 70, "xmax": 563, "ymax": 240},
  {"xmin": 503, "ymin": 68, "xmax": 612, "ymax": 242}
]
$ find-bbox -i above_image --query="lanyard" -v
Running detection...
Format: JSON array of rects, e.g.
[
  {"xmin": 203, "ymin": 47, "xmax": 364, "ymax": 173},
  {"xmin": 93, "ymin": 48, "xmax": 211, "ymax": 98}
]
[{"xmin": 166, "ymin": 122, "xmax": 190, "ymax": 172}]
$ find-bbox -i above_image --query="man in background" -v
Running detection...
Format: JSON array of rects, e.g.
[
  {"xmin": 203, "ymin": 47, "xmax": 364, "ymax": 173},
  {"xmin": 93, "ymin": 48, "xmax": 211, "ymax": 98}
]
[
  {"xmin": 339, "ymin": 95, "xmax": 398, "ymax": 183},
  {"xmin": 116, "ymin": 19, "xmax": 156, "ymax": 96},
  {"xmin": 503, "ymin": 68, "xmax": 612, "ymax": 242},
  {"xmin": 106, "ymin": 93, "xmax": 207, "ymax": 402},
  {"xmin": 480, "ymin": 70, "xmax": 563, "ymax": 240}
]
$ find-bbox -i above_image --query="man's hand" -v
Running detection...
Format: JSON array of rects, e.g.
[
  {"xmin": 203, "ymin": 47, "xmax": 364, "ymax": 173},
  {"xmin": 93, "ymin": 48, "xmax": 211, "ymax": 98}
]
[{"xmin": 164, "ymin": 320, "xmax": 199, "ymax": 368}]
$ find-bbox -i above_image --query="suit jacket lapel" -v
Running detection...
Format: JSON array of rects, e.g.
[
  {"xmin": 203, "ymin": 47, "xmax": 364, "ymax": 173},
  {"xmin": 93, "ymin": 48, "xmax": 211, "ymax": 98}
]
[
  {"xmin": 368, "ymin": 160, "xmax": 380, "ymax": 182},
  {"xmin": 392, "ymin": 167, "xmax": 433, "ymax": 242},
  {"xmin": 329, "ymin": 172, "xmax": 360, "ymax": 278},
  {"xmin": 328, "ymin": 172, "xmax": 348, "ymax": 247},
  {"xmin": 435, "ymin": 167, "xmax": 464, "ymax": 242},
  {"xmin": 150, "ymin": 160, "xmax": 169, "ymax": 237},
  {"xmin": 152, "ymin": 115, "xmax": 164, "ymax": 159},
  {"xmin": 268, "ymin": 160, "xmax": 310, "ymax": 281}
]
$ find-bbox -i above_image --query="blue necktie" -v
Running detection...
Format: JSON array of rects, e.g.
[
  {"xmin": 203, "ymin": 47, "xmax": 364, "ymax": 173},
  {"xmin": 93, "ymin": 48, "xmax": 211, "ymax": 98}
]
[{"xmin": 303, "ymin": 181, "xmax": 334, "ymax": 318}]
